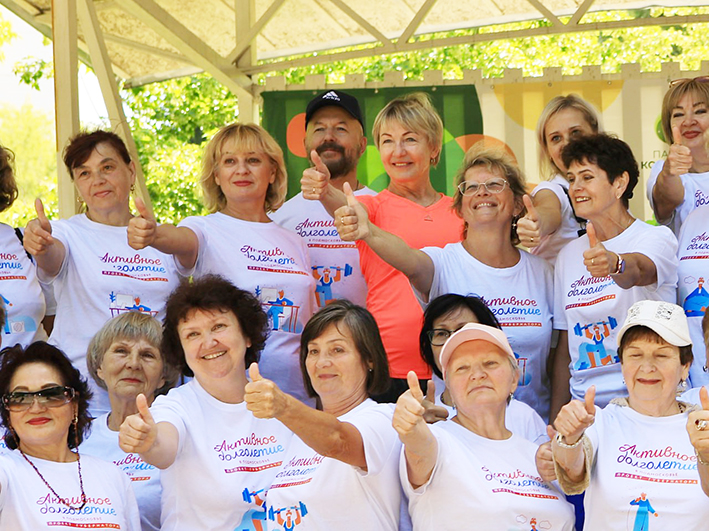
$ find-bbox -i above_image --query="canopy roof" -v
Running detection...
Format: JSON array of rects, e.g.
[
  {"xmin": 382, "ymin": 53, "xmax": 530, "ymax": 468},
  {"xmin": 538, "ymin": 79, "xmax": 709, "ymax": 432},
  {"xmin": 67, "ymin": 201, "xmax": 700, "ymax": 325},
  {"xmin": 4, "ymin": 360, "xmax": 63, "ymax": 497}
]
[{"xmin": 4, "ymin": 0, "xmax": 709, "ymax": 90}]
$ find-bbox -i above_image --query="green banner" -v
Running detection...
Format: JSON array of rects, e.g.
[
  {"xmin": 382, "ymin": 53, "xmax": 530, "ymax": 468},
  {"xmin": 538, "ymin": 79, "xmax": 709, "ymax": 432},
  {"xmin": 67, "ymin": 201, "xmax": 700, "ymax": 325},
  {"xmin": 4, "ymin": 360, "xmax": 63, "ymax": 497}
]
[{"xmin": 262, "ymin": 86, "xmax": 483, "ymax": 199}]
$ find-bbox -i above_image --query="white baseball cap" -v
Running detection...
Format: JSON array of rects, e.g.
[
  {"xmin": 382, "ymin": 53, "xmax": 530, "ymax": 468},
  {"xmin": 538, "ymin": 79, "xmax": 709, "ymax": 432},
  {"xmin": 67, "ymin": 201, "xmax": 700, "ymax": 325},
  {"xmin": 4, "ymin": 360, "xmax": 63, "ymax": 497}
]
[
  {"xmin": 439, "ymin": 323, "xmax": 515, "ymax": 378},
  {"xmin": 616, "ymin": 300, "xmax": 691, "ymax": 348}
]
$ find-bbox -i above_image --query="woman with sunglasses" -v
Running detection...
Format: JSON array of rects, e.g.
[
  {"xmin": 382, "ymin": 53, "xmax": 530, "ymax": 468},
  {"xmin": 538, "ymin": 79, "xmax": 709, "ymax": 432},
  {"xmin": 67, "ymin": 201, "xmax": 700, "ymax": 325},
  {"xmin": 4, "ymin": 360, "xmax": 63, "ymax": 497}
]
[
  {"xmin": 647, "ymin": 76, "xmax": 709, "ymax": 235},
  {"xmin": 337, "ymin": 144, "xmax": 554, "ymax": 422},
  {"xmin": 0, "ymin": 342, "xmax": 139, "ymax": 529}
]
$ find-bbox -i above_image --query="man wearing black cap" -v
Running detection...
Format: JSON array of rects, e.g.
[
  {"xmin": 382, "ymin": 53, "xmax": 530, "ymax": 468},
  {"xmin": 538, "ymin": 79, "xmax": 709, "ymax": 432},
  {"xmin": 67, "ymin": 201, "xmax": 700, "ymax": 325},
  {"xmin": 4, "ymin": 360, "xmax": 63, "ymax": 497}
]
[{"xmin": 271, "ymin": 90, "xmax": 373, "ymax": 307}]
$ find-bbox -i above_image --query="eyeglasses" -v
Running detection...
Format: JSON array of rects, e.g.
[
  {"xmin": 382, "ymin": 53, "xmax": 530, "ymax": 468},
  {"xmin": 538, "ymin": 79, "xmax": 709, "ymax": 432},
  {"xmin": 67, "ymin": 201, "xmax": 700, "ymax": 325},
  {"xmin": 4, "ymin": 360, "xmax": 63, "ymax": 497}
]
[
  {"xmin": 669, "ymin": 76, "xmax": 709, "ymax": 87},
  {"xmin": 457, "ymin": 178, "xmax": 508, "ymax": 196},
  {"xmin": 3, "ymin": 386, "xmax": 76, "ymax": 412},
  {"xmin": 427, "ymin": 328, "xmax": 457, "ymax": 346}
]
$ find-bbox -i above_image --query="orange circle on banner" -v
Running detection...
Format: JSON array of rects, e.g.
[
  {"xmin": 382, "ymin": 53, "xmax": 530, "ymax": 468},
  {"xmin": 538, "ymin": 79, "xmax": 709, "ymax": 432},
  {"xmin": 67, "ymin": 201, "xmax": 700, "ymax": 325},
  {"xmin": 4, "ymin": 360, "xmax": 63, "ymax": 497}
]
[
  {"xmin": 287, "ymin": 113, "xmax": 307, "ymax": 158},
  {"xmin": 455, "ymin": 134, "xmax": 517, "ymax": 163}
]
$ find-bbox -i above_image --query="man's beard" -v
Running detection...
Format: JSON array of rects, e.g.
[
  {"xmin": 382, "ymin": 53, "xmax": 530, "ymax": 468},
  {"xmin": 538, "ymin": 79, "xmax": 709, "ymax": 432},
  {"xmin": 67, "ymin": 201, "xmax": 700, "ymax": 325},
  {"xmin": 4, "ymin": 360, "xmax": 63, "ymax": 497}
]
[{"xmin": 314, "ymin": 142, "xmax": 357, "ymax": 179}]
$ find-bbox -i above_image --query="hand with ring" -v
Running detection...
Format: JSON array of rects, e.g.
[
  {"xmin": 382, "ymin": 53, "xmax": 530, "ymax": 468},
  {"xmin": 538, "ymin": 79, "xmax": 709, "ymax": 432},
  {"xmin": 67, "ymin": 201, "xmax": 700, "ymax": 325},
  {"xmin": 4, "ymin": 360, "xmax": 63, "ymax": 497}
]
[
  {"xmin": 582, "ymin": 222, "xmax": 617, "ymax": 278},
  {"xmin": 301, "ymin": 150, "xmax": 331, "ymax": 201},
  {"xmin": 516, "ymin": 195, "xmax": 542, "ymax": 249},
  {"xmin": 687, "ymin": 386, "xmax": 709, "ymax": 466},
  {"xmin": 334, "ymin": 183, "xmax": 370, "ymax": 242}
]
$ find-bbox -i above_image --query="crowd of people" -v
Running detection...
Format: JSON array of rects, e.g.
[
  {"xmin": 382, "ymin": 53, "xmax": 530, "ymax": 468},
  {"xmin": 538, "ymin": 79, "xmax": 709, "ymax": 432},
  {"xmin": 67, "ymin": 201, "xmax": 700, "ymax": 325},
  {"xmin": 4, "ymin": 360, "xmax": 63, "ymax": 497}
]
[{"xmin": 0, "ymin": 79, "xmax": 707, "ymax": 530}]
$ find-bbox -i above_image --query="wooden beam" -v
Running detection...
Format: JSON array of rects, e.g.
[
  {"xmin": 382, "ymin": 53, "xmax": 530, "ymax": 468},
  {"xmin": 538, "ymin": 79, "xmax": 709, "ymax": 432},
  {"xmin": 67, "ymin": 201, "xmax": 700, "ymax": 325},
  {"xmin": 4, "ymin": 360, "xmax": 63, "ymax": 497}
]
[
  {"xmin": 77, "ymin": 0, "xmax": 154, "ymax": 217},
  {"xmin": 525, "ymin": 0, "xmax": 564, "ymax": 28},
  {"xmin": 103, "ymin": 33, "xmax": 188, "ymax": 63},
  {"xmin": 329, "ymin": 0, "xmax": 393, "ymax": 47},
  {"xmin": 568, "ymin": 0, "xmax": 596, "ymax": 27},
  {"xmin": 227, "ymin": 0, "xmax": 287, "ymax": 64},
  {"xmin": 116, "ymin": 0, "xmax": 253, "ymax": 100},
  {"xmin": 242, "ymin": 12, "xmax": 709, "ymax": 75},
  {"xmin": 51, "ymin": 0, "xmax": 80, "ymax": 218},
  {"xmin": 399, "ymin": 0, "xmax": 438, "ymax": 44}
]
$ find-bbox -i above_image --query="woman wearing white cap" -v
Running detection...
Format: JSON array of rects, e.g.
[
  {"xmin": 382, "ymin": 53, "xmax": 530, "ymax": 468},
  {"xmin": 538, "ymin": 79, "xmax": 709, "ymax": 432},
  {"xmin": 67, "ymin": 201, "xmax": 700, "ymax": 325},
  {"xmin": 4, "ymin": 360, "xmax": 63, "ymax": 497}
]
[
  {"xmin": 553, "ymin": 299, "xmax": 709, "ymax": 528},
  {"xmin": 394, "ymin": 323, "xmax": 574, "ymax": 530}
]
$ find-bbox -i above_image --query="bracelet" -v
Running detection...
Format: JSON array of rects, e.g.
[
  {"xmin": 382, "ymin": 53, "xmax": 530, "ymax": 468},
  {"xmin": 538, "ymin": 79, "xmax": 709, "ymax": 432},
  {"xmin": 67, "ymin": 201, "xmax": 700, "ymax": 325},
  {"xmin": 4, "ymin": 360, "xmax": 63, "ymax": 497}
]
[
  {"xmin": 555, "ymin": 432, "xmax": 583, "ymax": 449},
  {"xmin": 610, "ymin": 253, "xmax": 625, "ymax": 276},
  {"xmin": 695, "ymin": 448, "xmax": 709, "ymax": 466}
]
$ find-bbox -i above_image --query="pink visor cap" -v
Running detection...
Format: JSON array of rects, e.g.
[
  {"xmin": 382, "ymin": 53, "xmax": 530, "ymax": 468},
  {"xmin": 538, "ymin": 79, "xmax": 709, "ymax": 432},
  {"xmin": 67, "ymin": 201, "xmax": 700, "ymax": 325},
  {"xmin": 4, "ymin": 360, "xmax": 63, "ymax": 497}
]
[{"xmin": 439, "ymin": 323, "xmax": 516, "ymax": 379}]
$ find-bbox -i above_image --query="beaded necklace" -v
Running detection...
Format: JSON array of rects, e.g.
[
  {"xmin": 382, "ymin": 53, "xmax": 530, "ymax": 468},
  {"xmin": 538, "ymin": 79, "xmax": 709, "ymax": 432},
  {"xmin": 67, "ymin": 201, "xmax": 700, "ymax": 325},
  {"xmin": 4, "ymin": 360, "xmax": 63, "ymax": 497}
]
[{"xmin": 19, "ymin": 448, "xmax": 87, "ymax": 510}]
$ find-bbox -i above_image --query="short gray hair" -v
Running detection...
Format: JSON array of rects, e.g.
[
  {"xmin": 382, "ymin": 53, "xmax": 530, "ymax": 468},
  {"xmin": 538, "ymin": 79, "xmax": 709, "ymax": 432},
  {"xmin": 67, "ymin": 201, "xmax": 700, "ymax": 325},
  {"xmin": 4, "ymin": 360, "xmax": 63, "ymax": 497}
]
[{"xmin": 86, "ymin": 312, "xmax": 179, "ymax": 395}]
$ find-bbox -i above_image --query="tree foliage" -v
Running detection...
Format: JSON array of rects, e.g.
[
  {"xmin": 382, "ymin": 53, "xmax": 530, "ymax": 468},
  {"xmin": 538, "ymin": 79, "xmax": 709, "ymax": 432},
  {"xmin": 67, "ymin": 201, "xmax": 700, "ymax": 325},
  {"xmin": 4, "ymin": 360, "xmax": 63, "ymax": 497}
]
[{"xmin": 0, "ymin": 103, "xmax": 58, "ymax": 227}]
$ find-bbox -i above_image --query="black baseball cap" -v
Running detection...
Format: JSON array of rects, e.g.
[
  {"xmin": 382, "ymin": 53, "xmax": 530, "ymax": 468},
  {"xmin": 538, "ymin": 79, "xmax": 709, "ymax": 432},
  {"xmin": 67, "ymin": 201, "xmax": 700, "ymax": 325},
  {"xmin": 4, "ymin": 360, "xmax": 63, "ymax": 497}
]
[{"xmin": 305, "ymin": 90, "xmax": 364, "ymax": 130}]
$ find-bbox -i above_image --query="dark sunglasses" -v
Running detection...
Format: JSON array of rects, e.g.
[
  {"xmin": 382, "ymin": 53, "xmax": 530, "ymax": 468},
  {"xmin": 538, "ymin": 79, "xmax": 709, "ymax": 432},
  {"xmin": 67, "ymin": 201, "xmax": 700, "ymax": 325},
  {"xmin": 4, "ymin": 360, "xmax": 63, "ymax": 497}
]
[{"xmin": 2, "ymin": 386, "xmax": 76, "ymax": 412}]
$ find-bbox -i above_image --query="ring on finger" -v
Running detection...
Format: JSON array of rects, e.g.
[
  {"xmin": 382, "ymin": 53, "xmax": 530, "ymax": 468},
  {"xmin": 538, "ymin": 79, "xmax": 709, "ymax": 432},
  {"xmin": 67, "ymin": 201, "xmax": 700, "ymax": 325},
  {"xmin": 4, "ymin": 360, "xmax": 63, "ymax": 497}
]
[
  {"xmin": 312, "ymin": 188, "xmax": 316, "ymax": 195},
  {"xmin": 341, "ymin": 217, "xmax": 345, "ymax": 224},
  {"xmin": 591, "ymin": 258, "xmax": 595, "ymax": 266},
  {"xmin": 696, "ymin": 419, "xmax": 709, "ymax": 431}
]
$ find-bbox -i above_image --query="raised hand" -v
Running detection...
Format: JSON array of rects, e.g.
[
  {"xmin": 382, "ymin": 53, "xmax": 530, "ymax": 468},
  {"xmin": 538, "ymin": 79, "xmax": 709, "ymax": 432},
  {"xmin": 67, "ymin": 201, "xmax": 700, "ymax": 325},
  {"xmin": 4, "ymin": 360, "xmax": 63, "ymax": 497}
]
[
  {"xmin": 535, "ymin": 425, "xmax": 558, "ymax": 482},
  {"xmin": 665, "ymin": 124, "xmax": 693, "ymax": 177},
  {"xmin": 301, "ymin": 150, "xmax": 331, "ymax": 201},
  {"xmin": 334, "ymin": 182, "xmax": 370, "ymax": 241},
  {"xmin": 554, "ymin": 385, "xmax": 596, "ymax": 446},
  {"xmin": 23, "ymin": 198, "xmax": 54, "ymax": 256},
  {"xmin": 127, "ymin": 196, "xmax": 157, "ymax": 250},
  {"xmin": 422, "ymin": 379, "xmax": 449, "ymax": 424},
  {"xmin": 516, "ymin": 194, "xmax": 542, "ymax": 248},
  {"xmin": 687, "ymin": 386, "xmax": 709, "ymax": 466},
  {"xmin": 392, "ymin": 371, "xmax": 426, "ymax": 441},
  {"xmin": 582, "ymin": 222, "xmax": 619, "ymax": 277},
  {"xmin": 244, "ymin": 362, "xmax": 287, "ymax": 419},
  {"xmin": 119, "ymin": 393, "xmax": 158, "ymax": 454}
]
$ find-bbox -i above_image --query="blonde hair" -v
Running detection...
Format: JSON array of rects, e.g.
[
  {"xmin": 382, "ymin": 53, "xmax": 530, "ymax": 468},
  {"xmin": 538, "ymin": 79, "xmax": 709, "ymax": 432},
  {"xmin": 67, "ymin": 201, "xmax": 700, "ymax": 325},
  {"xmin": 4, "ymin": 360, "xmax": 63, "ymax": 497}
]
[
  {"xmin": 536, "ymin": 94, "xmax": 601, "ymax": 178},
  {"xmin": 452, "ymin": 143, "xmax": 527, "ymax": 245},
  {"xmin": 372, "ymin": 92, "xmax": 443, "ymax": 165},
  {"xmin": 661, "ymin": 79, "xmax": 709, "ymax": 146},
  {"xmin": 200, "ymin": 123, "xmax": 287, "ymax": 213}
]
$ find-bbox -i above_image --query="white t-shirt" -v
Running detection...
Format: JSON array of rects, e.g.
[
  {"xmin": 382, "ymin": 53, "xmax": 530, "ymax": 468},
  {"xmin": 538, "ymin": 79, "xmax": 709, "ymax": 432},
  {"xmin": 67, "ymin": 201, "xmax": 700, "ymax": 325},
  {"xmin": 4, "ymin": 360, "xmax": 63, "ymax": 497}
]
[
  {"xmin": 553, "ymin": 220, "xmax": 678, "ymax": 406},
  {"xmin": 681, "ymin": 386, "xmax": 703, "ymax": 405},
  {"xmin": 178, "ymin": 214, "xmax": 316, "ymax": 403},
  {"xmin": 150, "ymin": 379, "xmax": 292, "ymax": 531},
  {"xmin": 422, "ymin": 243, "xmax": 554, "ymax": 421},
  {"xmin": 431, "ymin": 374, "xmax": 549, "ymax": 445},
  {"xmin": 0, "ymin": 450, "xmax": 140, "ymax": 530},
  {"xmin": 647, "ymin": 159, "xmax": 709, "ymax": 235},
  {"xmin": 0, "ymin": 223, "xmax": 47, "ymax": 347},
  {"xmin": 80, "ymin": 413, "xmax": 161, "ymax": 531},
  {"xmin": 581, "ymin": 402, "xmax": 709, "ymax": 530},
  {"xmin": 530, "ymin": 176, "xmax": 585, "ymax": 265},
  {"xmin": 271, "ymin": 188, "xmax": 375, "ymax": 308},
  {"xmin": 677, "ymin": 205, "xmax": 709, "ymax": 388},
  {"xmin": 41, "ymin": 214, "xmax": 180, "ymax": 415},
  {"xmin": 404, "ymin": 421, "xmax": 574, "ymax": 530},
  {"xmin": 265, "ymin": 399, "xmax": 400, "ymax": 531}
]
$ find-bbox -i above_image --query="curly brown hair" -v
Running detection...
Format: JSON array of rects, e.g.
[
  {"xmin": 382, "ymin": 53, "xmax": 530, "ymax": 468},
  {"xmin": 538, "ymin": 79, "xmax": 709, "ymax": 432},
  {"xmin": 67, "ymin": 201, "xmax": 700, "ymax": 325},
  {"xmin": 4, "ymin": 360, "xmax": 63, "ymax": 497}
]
[{"xmin": 0, "ymin": 145, "xmax": 19, "ymax": 213}]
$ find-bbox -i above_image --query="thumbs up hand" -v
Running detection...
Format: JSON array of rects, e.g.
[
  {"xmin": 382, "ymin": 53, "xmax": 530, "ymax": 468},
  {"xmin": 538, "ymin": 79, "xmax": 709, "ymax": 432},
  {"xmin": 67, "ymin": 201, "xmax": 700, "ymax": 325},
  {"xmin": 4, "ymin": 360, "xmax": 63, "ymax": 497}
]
[
  {"xmin": 244, "ymin": 363, "xmax": 288, "ymax": 419},
  {"xmin": 335, "ymin": 182, "xmax": 370, "ymax": 242},
  {"xmin": 119, "ymin": 393, "xmax": 158, "ymax": 454},
  {"xmin": 535, "ymin": 425, "xmax": 558, "ymax": 482},
  {"xmin": 128, "ymin": 196, "xmax": 157, "ymax": 250},
  {"xmin": 517, "ymin": 194, "xmax": 542, "ymax": 248},
  {"xmin": 687, "ymin": 386, "xmax": 709, "ymax": 466},
  {"xmin": 553, "ymin": 386, "xmax": 596, "ymax": 446},
  {"xmin": 393, "ymin": 371, "xmax": 427, "ymax": 441},
  {"xmin": 666, "ymin": 124, "xmax": 693, "ymax": 178},
  {"xmin": 583, "ymin": 222, "xmax": 620, "ymax": 277},
  {"xmin": 302, "ymin": 150, "xmax": 332, "ymax": 201},
  {"xmin": 24, "ymin": 199, "xmax": 54, "ymax": 256}
]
